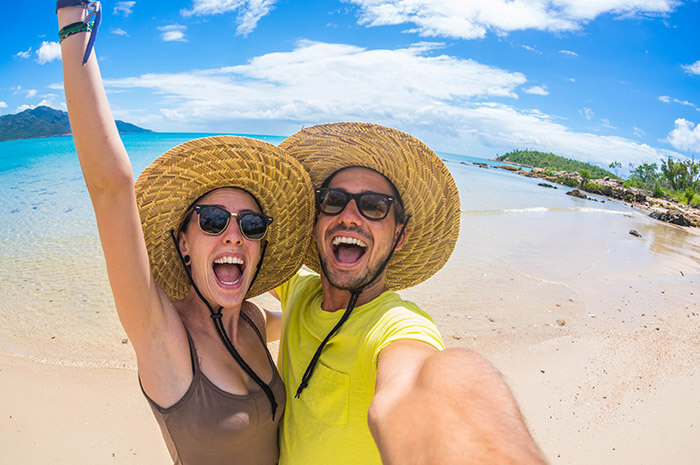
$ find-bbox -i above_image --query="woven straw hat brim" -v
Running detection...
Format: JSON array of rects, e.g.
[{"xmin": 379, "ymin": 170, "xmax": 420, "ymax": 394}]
[
  {"xmin": 279, "ymin": 122, "xmax": 460, "ymax": 291},
  {"xmin": 135, "ymin": 136, "xmax": 314, "ymax": 300}
]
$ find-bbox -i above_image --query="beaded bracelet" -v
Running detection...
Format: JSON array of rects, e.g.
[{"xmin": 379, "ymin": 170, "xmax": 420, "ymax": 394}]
[{"xmin": 58, "ymin": 21, "xmax": 93, "ymax": 42}]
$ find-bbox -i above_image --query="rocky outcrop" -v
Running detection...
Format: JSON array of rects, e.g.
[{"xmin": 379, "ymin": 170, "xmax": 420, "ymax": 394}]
[
  {"xmin": 583, "ymin": 179, "xmax": 647, "ymax": 203},
  {"xmin": 566, "ymin": 189, "xmax": 589, "ymax": 199},
  {"xmin": 490, "ymin": 163, "xmax": 700, "ymax": 228},
  {"xmin": 494, "ymin": 164, "xmax": 521, "ymax": 172},
  {"xmin": 649, "ymin": 211, "xmax": 692, "ymax": 227}
]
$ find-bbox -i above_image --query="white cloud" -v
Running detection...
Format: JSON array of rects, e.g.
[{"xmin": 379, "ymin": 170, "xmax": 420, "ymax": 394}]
[
  {"xmin": 26, "ymin": 89, "xmax": 38, "ymax": 98},
  {"xmin": 580, "ymin": 107, "xmax": 594, "ymax": 120},
  {"xmin": 114, "ymin": 1, "xmax": 136, "ymax": 17},
  {"xmin": 522, "ymin": 44, "xmax": 541, "ymax": 54},
  {"xmin": 659, "ymin": 94, "xmax": 699, "ymax": 111},
  {"xmin": 15, "ymin": 47, "xmax": 31, "ymax": 59},
  {"xmin": 345, "ymin": 0, "xmax": 679, "ymax": 39},
  {"xmin": 15, "ymin": 99, "xmax": 55, "ymax": 113},
  {"xmin": 676, "ymin": 99, "xmax": 697, "ymax": 108},
  {"xmin": 682, "ymin": 60, "xmax": 700, "ymax": 75},
  {"xmin": 524, "ymin": 85, "xmax": 549, "ymax": 96},
  {"xmin": 600, "ymin": 118, "xmax": 615, "ymax": 129},
  {"xmin": 633, "ymin": 126, "xmax": 645, "ymax": 138},
  {"xmin": 11, "ymin": 85, "xmax": 22, "ymax": 94},
  {"xmin": 161, "ymin": 108, "xmax": 186, "ymax": 121},
  {"xmin": 181, "ymin": 0, "xmax": 278, "ymax": 35},
  {"xmin": 559, "ymin": 49, "xmax": 578, "ymax": 57},
  {"xmin": 237, "ymin": 0, "xmax": 277, "ymax": 35},
  {"xmin": 665, "ymin": 119, "xmax": 700, "ymax": 154},
  {"xmin": 36, "ymin": 41, "xmax": 62, "ymax": 64},
  {"xmin": 112, "ymin": 28, "xmax": 130, "ymax": 36},
  {"xmin": 100, "ymin": 39, "xmax": 677, "ymax": 168},
  {"xmin": 0, "ymin": 101, "xmax": 7, "ymax": 109},
  {"xmin": 158, "ymin": 25, "xmax": 187, "ymax": 42}
]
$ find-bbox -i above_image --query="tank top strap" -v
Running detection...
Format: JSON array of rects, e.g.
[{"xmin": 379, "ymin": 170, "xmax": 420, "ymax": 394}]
[
  {"xmin": 239, "ymin": 307, "xmax": 277, "ymax": 370},
  {"xmin": 240, "ymin": 308, "xmax": 266, "ymax": 345}
]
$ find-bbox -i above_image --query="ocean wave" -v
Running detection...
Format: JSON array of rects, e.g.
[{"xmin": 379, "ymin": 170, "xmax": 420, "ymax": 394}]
[{"xmin": 462, "ymin": 206, "xmax": 633, "ymax": 216}]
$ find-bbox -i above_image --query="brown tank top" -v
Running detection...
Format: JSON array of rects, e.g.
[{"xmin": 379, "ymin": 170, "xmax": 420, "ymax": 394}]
[{"xmin": 140, "ymin": 320, "xmax": 285, "ymax": 465}]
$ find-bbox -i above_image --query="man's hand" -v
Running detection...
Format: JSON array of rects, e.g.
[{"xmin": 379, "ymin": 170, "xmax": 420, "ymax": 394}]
[{"xmin": 370, "ymin": 346, "xmax": 547, "ymax": 465}]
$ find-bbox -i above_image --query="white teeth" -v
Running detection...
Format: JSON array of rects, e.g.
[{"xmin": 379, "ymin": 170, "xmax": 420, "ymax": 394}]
[
  {"xmin": 332, "ymin": 236, "xmax": 367, "ymax": 248},
  {"xmin": 214, "ymin": 256, "xmax": 244, "ymax": 265}
]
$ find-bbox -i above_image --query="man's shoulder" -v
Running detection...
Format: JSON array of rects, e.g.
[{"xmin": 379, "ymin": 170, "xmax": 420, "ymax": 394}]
[
  {"xmin": 370, "ymin": 291, "xmax": 435, "ymax": 331},
  {"xmin": 366, "ymin": 291, "xmax": 445, "ymax": 356},
  {"xmin": 277, "ymin": 268, "xmax": 321, "ymax": 304},
  {"xmin": 373, "ymin": 291, "xmax": 423, "ymax": 312}
]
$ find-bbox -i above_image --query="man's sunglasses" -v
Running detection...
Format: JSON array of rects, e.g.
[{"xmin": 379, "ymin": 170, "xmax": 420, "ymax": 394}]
[
  {"xmin": 315, "ymin": 188, "xmax": 395, "ymax": 221},
  {"xmin": 193, "ymin": 205, "xmax": 273, "ymax": 240}
]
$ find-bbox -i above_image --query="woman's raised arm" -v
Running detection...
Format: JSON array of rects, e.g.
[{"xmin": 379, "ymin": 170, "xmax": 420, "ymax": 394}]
[{"xmin": 58, "ymin": 5, "xmax": 179, "ymax": 350}]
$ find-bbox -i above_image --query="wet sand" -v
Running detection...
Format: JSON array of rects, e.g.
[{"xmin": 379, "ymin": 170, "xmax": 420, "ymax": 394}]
[{"xmin": 1, "ymin": 205, "xmax": 699, "ymax": 464}]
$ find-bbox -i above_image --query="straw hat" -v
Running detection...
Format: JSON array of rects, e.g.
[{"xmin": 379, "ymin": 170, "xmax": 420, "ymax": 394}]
[
  {"xmin": 135, "ymin": 136, "xmax": 314, "ymax": 300},
  {"xmin": 279, "ymin": 122, "xmax": 460, "ymax": 291}
]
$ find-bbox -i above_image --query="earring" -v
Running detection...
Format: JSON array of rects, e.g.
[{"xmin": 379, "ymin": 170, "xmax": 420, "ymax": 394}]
[{"xmin": 184, "ymin": 255, "xmax": 191, "ymax": 265}]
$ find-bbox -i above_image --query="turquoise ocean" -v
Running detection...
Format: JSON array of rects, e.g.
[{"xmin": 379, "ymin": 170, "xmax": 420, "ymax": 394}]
[{"xmin": 1, "ymin": 133, "xmax": 698, "ymax": 367}]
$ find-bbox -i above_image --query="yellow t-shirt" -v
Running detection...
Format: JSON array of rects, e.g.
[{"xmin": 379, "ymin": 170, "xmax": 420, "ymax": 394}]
[{"xmin": 276, "ymin": 270, "xmax": 445, "ymax": 465}]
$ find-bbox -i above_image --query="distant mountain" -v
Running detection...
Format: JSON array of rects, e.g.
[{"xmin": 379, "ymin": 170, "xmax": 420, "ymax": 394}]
[{"xmin": 0, "ymin": 106, "xmax": 152, "ymax": 142}]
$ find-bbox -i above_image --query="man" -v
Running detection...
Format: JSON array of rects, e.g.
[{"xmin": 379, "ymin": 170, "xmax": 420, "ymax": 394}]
[{"xmin": 273, "ymin": 122, "xmax": 546, "ymax": 465}]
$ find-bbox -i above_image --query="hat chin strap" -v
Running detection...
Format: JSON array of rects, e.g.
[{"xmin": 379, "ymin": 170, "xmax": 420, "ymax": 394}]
[
  {"xmin": 169, "ymin": 230, "xmax": 277, "ymax": 420},
  {"xmin": 295, "ymin": 214, "xmax": 412, "ymax": 398}
]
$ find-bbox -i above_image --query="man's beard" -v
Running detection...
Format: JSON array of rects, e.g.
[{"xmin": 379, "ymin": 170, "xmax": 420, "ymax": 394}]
[{"xmin": 316, "ymin": 241, "xmax": 387, "ymax": 291}]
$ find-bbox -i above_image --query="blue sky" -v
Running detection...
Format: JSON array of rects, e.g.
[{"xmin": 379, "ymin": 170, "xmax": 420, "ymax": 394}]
[{"xmin": 2, "ymin": 1, "xmax": 700, "ymax": 171}]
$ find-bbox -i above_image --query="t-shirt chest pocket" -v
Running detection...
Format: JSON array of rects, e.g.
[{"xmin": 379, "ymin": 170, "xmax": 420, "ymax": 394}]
[{"xmin": 299, "ymin": 360, "xmax": 350, "ymax": 426}]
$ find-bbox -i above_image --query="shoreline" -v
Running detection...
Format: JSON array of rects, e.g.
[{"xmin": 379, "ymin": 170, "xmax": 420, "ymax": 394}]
[{"xmin": 486, "ymin": 160, "xmax": 700, "ymax": 228}]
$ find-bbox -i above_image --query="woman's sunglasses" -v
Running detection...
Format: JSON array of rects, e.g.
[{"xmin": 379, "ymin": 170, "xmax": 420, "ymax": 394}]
[
  {"xmin": 193, "ymin": 205, "xmax": 273, "ymax": 240},
  {"xmin": 315, "ymin": 188, "xmax": 395, "ymax": 221}
]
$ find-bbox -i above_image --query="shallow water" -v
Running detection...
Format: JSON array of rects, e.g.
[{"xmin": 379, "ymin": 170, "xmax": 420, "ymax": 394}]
[{"xmin": 1, "ymin": 134, "xmax": 698, "ymax": 367}]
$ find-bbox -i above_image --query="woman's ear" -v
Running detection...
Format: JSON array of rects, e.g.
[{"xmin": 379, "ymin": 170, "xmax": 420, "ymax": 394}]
[{"xmin": 178, "ymin": 232, "xmax": 191, "ymax": 265}]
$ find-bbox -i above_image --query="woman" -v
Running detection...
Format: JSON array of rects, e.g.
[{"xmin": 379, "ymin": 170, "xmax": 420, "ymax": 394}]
[{"xmin": 56, "ymin": 3, "xmax": 314, "ymax": 464}]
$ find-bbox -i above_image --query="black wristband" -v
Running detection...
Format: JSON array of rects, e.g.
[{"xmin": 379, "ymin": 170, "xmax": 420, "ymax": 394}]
[{"xmin": 56, "ymin": 0, "xmax": 88, "ymax": 13}]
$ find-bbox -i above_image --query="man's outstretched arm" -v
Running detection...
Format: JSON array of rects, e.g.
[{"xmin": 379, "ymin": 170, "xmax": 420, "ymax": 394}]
[{"xmin": 369, "ymin": 342, "xmax": 547, "ymax": 465}]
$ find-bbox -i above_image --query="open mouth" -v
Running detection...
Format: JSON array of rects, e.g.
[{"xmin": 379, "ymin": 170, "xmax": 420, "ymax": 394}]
[
  {"xmin": 213, "ymin": 256, "xmax": 245, "ymax": 286},
  {"xmin": 331, "ymin": 236, "xmax": 368, "ymax": 264}
]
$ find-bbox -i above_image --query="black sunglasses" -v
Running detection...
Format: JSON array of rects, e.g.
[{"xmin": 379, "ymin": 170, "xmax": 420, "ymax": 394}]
[
  {"xmin": 193, "ymin": 205, "xmax": 273, "ymax": 240},
  {"xmin": 315, "ymin": 188, "xmax": 395, "ymax": 221}
]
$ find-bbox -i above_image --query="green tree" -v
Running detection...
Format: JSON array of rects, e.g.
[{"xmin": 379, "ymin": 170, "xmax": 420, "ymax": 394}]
[
  {"xmin": 579, "ymin": 169, "xmax": 591, "ymax": 187},
  {"xmin": 660, "ymin": 157, "xmax": 685, "ymax": 190},
  {"xmin": 609, "ymin": 161, "xmax": 622, "ymax": 177},
  {"xmin": 660, "ymin": 157, "xmax": 700, "ymax": 203},
  {"xmin": 629, "ymin": 163, "xmax": 660, "ymax": 188}
]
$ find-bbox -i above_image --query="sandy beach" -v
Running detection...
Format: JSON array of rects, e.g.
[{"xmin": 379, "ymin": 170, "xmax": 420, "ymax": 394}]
[{"xmin": 1, "ymin": 154, "xmax": 699, "ymax": 463}]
